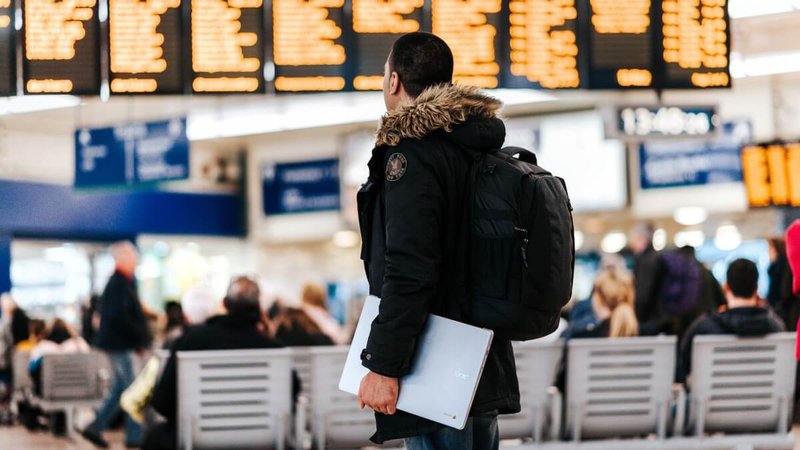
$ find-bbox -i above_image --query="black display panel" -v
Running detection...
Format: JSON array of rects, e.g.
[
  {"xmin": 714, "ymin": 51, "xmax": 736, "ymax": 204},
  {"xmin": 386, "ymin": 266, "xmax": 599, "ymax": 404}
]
[
  {"xmin": 0, "ymin": 0, "xmax": 15, "ymax": 96},
  {"xmin": 108, "ymin": 0, "xmax": 184, "ymax": 94},
  {"xmin": 584, "ymin": 0, "xmax": 656, "ymax": 89},
  {"xmin": 22, "ymin": 0, "xmax": 101, "ymax": 95},
  {"xmin": 350, "ymin": 0, "xmax": 424, "ymax": 91},
  {"xmin": 190, "ymin": 0, "xmax": 265, "ymax": 93},
  {"xmin": 504, "ymin": 0, "xmax": 582, "ymax": 89},
  {"xmin": 272, "ymin": 0, "xmax": 347, "ymax": 92},
  {"xmin": 432, "ymin": 0, "xmax": 502, "ymax": 89},
  {"xmin": 659, "ymin": 0, "xmax": 730, "ymax": 88}
]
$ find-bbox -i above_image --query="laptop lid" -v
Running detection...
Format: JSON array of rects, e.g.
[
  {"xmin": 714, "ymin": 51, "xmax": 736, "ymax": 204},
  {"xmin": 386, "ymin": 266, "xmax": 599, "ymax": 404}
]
[{"xmin": 339, "ymin": 296, "xmax": 494, "ymax": 430}]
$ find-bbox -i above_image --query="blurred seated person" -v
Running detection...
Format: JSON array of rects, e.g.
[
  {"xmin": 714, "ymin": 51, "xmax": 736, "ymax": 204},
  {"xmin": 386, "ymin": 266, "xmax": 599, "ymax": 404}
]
[
  {"xmin": 25, "ymin": 319, "xmax": 90, "ymax": 432},
  {"xmin": 677, "ymin": 258, "xmax": 785, "ymax": 384},
  {"xmin": 161, "ymin": 301, "xmax": 186, "ymax": 346},
  {"xmin": 16, "ymin": 319, "xmax": 46, "ymax": 351},
  {"xmin": 301, "ymin": 283, "xmax": 348, "ymax": 344},
  {"xmin": 556, "ymin": 270, "xmax": 638, "ymax": 390},
  {"xmin": 275, "ymin": 307, "xmax": 335, "ymax": 346},
  {"xmin": 143, "ymin": 276, "xmax": 286, "ymax": 450},
  {"xmin": 562, "ymin": 254, "xmax": 629, "ymax": 339}
]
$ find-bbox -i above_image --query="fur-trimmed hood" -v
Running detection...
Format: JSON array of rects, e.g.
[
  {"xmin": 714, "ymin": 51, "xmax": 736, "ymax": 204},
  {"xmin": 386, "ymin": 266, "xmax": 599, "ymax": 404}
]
[{"xmin": 375, "ymin": 84, "xmax": 503, "ymax": 147}]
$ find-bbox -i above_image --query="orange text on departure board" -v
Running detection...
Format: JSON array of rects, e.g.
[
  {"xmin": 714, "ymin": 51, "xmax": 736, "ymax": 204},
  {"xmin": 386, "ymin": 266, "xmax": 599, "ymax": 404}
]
[
  {"xmin": 662, "ymin": 0, "xmax": 729, "ymax": 87},
  {"xmin": 591, "ymin": 0, "xmax": 650, "ymax": 34},
  {"xmin": 742, "ymin": 144, "xmax": 800, "ymax": 208},
  {"xmin": 273, "ymin": 0, "xmax": 345, "ymax": 66},
  {"xmin": 110, "ymin": 0, "xmax": 180, "ymax": 93},
  {"xmin": 192, "ymin": 0, "xmax": 262, "ymax": 92},
  {"xmin": 509, "ymin": 0, "xmax": 579, "ymax": 88},
  {"xmin": 434, "ymin": 0, "xmax": 500, "ymax": 88},
  {"xmin": 25, "ymin": 0, "xmax": 96, "ymax": 60},
  {"xmin": 353, "ymin": 0, "xmax": 421, "ymax": 33},
  {"xmin": 0, "ymin": 0, "xmax": 10, "ymax": 28}
]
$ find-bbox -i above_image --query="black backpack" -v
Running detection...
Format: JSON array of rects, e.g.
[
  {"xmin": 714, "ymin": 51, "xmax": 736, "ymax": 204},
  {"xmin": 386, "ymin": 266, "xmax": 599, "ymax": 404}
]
[{"xmin": 469, "ymin": 147, "xmax": 575, "ymax": 341}]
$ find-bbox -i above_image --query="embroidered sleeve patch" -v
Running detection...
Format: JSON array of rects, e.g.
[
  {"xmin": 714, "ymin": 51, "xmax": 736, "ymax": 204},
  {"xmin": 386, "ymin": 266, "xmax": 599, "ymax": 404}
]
[{"xmin": 385, "ymin": 153, "xmax": 407, "ymax": 182}]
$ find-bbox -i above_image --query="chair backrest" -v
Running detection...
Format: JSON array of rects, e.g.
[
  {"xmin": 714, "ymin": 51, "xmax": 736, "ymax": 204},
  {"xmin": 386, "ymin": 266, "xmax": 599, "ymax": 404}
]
[
  {"xmin": 12, "ymin": 350, "xmax": 32, "ymax": 392},
  {"xmin": 499, "ymin": 340, "xmax": 562, "ymax": 440},
  {"xmin": 309, "ymin": 346, "xmax": 384, "ymax": 449},
  {"xmin": 565, "ymin": 336, "xmax": 677, "ymax": 440},
  {"xmin": 40, "ymin": 352, "xmax": 102, "ymax": 401},
  {"xmin": 690, "ymin": 332, "xmax": 797, "ymax": 434},
  {"xmin": 177, "ymin": 348, "xmax": 292, "ymax": 450}
]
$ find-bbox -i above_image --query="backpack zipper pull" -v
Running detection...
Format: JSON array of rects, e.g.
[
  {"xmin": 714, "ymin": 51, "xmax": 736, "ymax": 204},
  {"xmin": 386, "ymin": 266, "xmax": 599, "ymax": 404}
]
[{"xmin": 515, "ymin": 227, "xmax": 529, "ymax": 268}]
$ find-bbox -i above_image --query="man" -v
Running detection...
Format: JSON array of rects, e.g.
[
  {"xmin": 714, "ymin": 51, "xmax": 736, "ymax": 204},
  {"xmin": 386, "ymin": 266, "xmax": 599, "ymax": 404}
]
[
  {"xmin": 356, "ymin": 32, "xmax": 519, "ymax": 449},
  {"xmin": 142, "ymin": 277, "xmax": 284, "ymax": 450},
  {"xmin": 81, "ymin": 242, "xmax": 149, "ymax": 448},
  {"xmin": 630, "ymin": 223, "xmax": 666, "ymax": 336},
  {"xmin": 678, "ymin": 258, "xmax": 785, "ymax": 383}
]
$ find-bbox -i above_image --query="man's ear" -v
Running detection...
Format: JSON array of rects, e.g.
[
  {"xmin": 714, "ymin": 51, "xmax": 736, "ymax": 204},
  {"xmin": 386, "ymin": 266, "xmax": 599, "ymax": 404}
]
[{"xmin": 389, "ymin": 72, "xmax": 401, "ymax": 96}]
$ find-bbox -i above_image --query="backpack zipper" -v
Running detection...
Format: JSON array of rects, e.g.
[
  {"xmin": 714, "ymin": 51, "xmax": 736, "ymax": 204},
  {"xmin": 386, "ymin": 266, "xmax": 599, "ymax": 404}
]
[{"xmin": 515, "ymin": 227, "xmax": 529, "ymax": 268}]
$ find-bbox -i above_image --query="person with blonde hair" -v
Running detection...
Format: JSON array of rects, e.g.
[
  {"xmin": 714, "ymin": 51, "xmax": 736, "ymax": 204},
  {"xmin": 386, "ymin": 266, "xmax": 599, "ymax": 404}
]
[
  {"xmin": 300, "ymin": 283, "xmax": 348, "ymax": 344},
  {"xmin": 556, "ymin": 270, "xmax": 639, "ymax": 390}
]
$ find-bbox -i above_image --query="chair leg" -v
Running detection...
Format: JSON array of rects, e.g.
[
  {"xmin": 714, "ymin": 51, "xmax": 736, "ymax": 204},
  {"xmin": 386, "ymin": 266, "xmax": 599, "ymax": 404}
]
[
  {"xmin": 65, "ymin": 407, "xmax": 74, "ymax": 440},
  {"xmin": 695, "ymin": 399, "xmax": 706, "ymax": 439},
  {"xmin": 314, "ymin": 414, "xmax": 325, "ymax": 450},
  {"xmin": 777, "ymin": 395, "xmax": 789, "ymax": 434},
  {"xmin": 656, "ymin": 400, "xmax": 667, "ymax": 440},
  {"xmin": 571, "ymin": 403, "xmax": 583, "ymax": 442},
  {"xmin": 532, "ymin": 405, "xmax": 542, "ymax": 444}
]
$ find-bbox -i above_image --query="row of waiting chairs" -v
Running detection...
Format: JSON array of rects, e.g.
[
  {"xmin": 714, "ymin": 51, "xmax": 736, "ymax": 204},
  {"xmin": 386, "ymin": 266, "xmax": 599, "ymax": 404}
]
[{"xmin": 12, "ymin": 333, "xmax": 797, "ymax": 450}]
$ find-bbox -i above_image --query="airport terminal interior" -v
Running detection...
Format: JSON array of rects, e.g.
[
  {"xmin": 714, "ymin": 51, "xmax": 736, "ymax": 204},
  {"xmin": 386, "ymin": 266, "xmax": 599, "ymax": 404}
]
[{"xmin": 1, "ymin": 0, "xmax": 800, "ymax": 448}]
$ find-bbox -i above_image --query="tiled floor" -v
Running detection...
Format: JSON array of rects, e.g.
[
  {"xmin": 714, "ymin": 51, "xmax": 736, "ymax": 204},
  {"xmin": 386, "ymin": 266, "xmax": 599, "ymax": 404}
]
[{"xmin": 0, "ymin": 425, "xmax": 127, "ymax": 450}]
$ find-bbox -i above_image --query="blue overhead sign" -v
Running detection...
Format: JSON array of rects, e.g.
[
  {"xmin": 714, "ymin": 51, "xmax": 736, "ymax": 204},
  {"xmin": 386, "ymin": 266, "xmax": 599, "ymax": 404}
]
[
  {"xmin": 639, "ymin": 120, "xmax": 751, "ymax": 190},
  {"xmin": 262, "ymin": 159, "xmax": 340, "ymax": 215},
  {"xmin": 75, "ymin": 118, "xmax": 189, "ymax": 188}
]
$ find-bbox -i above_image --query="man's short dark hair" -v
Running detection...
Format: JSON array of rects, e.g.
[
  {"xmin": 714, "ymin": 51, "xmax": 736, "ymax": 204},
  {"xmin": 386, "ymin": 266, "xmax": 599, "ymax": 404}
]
[
  {"xmin": 726, "ymin": 258, "xmax": 759, "ymax": 299},
  {"xmin": 224, "ymin": 276, "xmax": 262, "ymax": 322},
  {"xmin": 389, "ymin": 32, "xmax": 453, "ymax": 98}
]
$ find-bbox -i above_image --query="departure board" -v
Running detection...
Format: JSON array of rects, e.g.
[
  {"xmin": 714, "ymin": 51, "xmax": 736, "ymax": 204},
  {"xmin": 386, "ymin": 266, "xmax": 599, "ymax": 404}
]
[
  {"xmin": 191, "ymin": 0, "xmax": 265, "ymax": 93},
  {"xmin": 505, "ymin": 0, "xmax": 581, "ymax": 89},
  {"xmin": 661, "ymin": 0, "xmax": 730, "ymax": 88},
  {"xmin": 108, "ymin": 0, "xmax": 184, "ymax": 94},
  {"xmin": 585, "ymin": 0, "xmax": 655, "ymax": 88},
  {"xmin": 22, "ymin": 0, "xmax": 101, "ymax": 95},
  {"xmin": 742, "ymin": 144, "xmax": 800, "ymax": 208},
  {"xmin": 272, "ymin": 0, "xmax": 347, "ymax": 92},
  {"xmin": 433, "ymin": 0, "xmax": 502, "ymax": 88},
  {"xmin": 0, "ymin": 0, "xmax": 14, "ymax": 96},
  {"xmin": 350, "ymin": 0, "xmax": 424, "ymax": 91}
]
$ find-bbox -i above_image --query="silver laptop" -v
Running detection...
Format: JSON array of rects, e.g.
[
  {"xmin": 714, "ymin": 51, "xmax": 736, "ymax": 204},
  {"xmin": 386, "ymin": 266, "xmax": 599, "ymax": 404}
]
[{"xmin": 339, "ymin": 296, "xmax": 494, "ymax": 430}]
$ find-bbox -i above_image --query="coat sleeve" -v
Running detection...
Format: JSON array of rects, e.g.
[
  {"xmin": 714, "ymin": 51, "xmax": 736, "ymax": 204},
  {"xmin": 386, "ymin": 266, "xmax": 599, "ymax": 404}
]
[
  {"xmin": 151, "ymin": 343, "xmax": 179, "ymax": 422},
  {"xmin": 361, "ymin": 144, "xmax": 445, "ymax": 378}
]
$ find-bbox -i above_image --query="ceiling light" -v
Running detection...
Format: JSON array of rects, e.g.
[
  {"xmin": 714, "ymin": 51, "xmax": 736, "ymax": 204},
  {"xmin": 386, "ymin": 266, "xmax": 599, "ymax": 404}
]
[
  {"xmin": 730, "ymin": 51, "xmax": 800, "ymax": 78},
  {"xmin": 728, "ymin": 0, "xmax": 795, "ymax": 18},
  {"xmin": 674, "ymin": 230, "xmax": 705, "ymax": 248},
  {"xmin": 0, "ymin": 95, "xmax": 81, "ymax": 116},
  {"xmin": 653, "ymin": 228, "xmax": 668, "ymax": 251},
  {"xmin": 674, "ymin": 206, "xmax": 708, "ymax": 226},
  {"xmin": 574, "ymin": 230, "xmax": 585, "ymax": 252},
  {"xmin": 332, "ymin": 230, "xmax": 360, "ymax": 248},
  {"xmin": 600, "ymin": 231, "xmax": 627, "ymax": 254},
  {"xmin": 714, "ymin": 224, "xmax": 742, "ymax": 251}
]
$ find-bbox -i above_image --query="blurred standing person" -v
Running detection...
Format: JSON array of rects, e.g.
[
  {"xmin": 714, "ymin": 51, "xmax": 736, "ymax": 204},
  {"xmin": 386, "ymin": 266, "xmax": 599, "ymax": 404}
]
[
  {"xmin": 161, "ymin": 301, "xmax": 186, "ymax": 347},
  {"xmin": 0, "ymin": 294, "xmax": 14, "ymax": 424},
  {"xmin": 81, "ymin": 294, "xmax": 101, "ymax": 346},
  {"xmin": 80, "ymin": 242, "xmax": 149, "ymax": 449},
  {"xmin": 767, "ymin": 238, "xmax": 797, "ymax": 330},
  {"xmin": 300, "ymin": 283, "xmax": 348, "ymax": 344},
  {"xmin": 630, "ymin": 223, "xmax": 666, "ymax": 336},
  {"xmin": 672, "ymin": 246, "xmax": 725, "ymax": 338}
]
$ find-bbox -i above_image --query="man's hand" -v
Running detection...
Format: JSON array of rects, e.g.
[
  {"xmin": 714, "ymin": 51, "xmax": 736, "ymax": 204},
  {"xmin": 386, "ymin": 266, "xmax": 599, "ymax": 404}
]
[{"xmin": 358, "ymin": 371, "xmax": 399, "ymax": 415}]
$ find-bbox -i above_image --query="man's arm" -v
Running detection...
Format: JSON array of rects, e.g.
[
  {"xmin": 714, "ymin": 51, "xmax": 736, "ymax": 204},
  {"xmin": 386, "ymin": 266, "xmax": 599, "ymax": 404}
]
[{"xmin": 361, "ymin": 144, "xmax": 445, "ymax": 378}]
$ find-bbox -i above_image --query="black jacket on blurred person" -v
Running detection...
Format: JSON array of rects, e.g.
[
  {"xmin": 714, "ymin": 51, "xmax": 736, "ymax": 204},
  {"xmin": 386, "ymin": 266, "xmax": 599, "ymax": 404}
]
[
  {"xmin": 634, "ymin": 247, "xmax": 666, "ymax": 336},
  {"xmin": 358, "ymin": 83, "xmax": 520, "ymax": 443},
  {"xmin": 768, "ymin": 255, "xmax": 798, "ymax": 331},
  {"xmin": 677, "ymin": 307, "xmax": 785, "ymax": 383},
  {"xmin": 275, "ymin": 308, "xmax": 335, "ymax": 347},
  {"xmin": 95, "ymin": 271, "xmax": 150, "ymax": 351}
]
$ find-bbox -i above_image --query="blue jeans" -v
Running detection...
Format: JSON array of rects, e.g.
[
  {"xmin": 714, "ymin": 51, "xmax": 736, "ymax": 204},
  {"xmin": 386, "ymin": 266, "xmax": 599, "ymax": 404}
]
[
  {"xmin": 88, "ymin": 351, "xmax": 143, "ymax": 444},
  {"xmin": 405, "ymin": 414, "xmax": 499, "ymax": 450}
]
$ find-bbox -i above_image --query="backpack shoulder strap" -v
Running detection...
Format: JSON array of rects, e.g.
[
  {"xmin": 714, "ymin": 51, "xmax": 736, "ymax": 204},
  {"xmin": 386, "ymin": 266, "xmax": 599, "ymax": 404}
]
[{"xmin": 500, "ymin": 146, "xmax": 538, "ymax": 165}]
